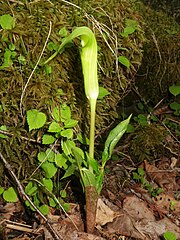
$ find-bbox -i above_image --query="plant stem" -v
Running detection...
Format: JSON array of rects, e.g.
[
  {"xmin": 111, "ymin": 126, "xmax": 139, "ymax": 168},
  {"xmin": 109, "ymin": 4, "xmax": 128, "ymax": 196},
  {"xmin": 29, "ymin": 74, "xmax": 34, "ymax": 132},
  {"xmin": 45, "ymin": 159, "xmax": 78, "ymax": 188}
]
[
  {"xmin": 85, "ymin": 186, "xmax": 98, "ymax": 234},
  {"xmin": 89, "ymin": 98, "xmax": 97, "ymax": 161}
]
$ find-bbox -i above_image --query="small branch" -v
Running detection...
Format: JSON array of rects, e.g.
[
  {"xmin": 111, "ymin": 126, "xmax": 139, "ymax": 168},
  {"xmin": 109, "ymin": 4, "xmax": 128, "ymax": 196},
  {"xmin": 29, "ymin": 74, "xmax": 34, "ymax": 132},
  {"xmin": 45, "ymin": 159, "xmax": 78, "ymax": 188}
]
[
  {"xmin": 0, "ymin": 152, "xmax": 63, "ymax": 240},
  {"xmin": 0, "ymin": 129, "xmax": 41, "ymax": 144}
]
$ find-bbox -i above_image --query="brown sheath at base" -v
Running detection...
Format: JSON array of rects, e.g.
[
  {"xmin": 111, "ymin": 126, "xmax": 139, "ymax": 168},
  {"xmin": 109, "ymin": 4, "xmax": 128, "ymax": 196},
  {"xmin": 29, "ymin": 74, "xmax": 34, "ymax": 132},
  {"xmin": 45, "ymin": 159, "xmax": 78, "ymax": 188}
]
[{"xmin": 85, "ymin": 185, "xmax": 98, "ymax": 234}]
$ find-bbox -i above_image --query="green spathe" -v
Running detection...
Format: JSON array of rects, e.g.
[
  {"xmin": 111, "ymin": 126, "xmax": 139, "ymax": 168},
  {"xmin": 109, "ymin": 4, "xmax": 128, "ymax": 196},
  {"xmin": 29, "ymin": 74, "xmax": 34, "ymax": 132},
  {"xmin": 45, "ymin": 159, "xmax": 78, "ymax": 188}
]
[
  {"xmin": 45, "ymin": 26, "xmax": 99, "ymax": 159},
  {"xmin": 44, "ymin": 27, "xmax": 99, "ymax": 101}
]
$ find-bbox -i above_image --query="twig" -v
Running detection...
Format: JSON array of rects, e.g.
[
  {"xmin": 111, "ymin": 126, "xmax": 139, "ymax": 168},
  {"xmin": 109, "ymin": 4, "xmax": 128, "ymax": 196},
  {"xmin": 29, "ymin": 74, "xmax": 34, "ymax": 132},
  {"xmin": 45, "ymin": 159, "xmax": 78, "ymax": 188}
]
[
  {"xmin": 60, "ymin": 0, "xmax": 81, "ymax": 9},
  {"xmin": 20, "ymin": 21, "xmax": 52, "ymax": 115},
  {"xmin": 0, "ymin": 129, "xmax": 41, "ymax": 143},
  {"xmin": 0, "ymin": 151, "xmax": 63, "ymax": 240},
  {"xmin": 1, "ymin": 220, "xmax": 36, "ymax": 234}
]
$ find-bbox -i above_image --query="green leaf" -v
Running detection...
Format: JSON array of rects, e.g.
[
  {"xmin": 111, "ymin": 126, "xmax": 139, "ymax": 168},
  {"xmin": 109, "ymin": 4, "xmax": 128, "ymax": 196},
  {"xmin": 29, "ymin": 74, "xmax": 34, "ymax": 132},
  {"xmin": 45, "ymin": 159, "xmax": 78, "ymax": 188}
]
[
  {"xmin": 87, "ymin": 157, "xmax": 99, "ymax": 174},
  {"xmin": 45, "ymin": 65, "xmax": 52, "ymax": 75},
  {"xmin": 1, "ymin": 48, "xmax": 13, "ymax": 68},
  {"xmin": 61, "ymin": 129, "xmax": 73, "ymax": 139},
  {"xmin": 25, "ymin": 181, "xmax": 33, "ymax": 193},
  {"xmin": 60, "ymin": 189, "xmax": 66, "ymax": 198},
  {"xmin": 3, "ymin": 187, "xmax": 18, "ymax": 202},
  {"xmin": 71, "ymin": 147, "xmax": 84, "ymax": 169},
  {"xmin": 64, "ymin": 119, "xmax": 78, "ymax": 128},
  {"xmin": 63, "ymin": 202, "xmax": 70, "ymax": 212},
  {"xmin": 57, "ymin": 88, "xmax": 64, "ymax": 95},
  {"xmin": 0, "ymin": 125, "xmax": 8, "ymax": 138},
  {"xmin": 96, "ymin": 172, "xmax": 104, "ymax": 194},
  {"xmin": 138, "ymin": 167, "xmax": 145, "ymax": 176},
  {"xmin": 41, "ymin": 162, "xmax": 57, "ymax": 178},
  {"xmin": 61, "ymin": 164, "xmax": 76, "ymax": 179},
  {"xmin": 61, "ymin": 104, "xmax": 71, "ymax": 122},
  {"xmin": 133, "ymin": 172, "xmax": 140, "ymax": 180},
  {"xmin": 58, "ymin": 27, "xmax": 68, "ymax": 37},
  {"xmin": 18, "ymin": 55, "xmax": 26, "ymax": 65},
  {"xmin": 125, "ymin": 19, "xmax": 138, "ymax": 28},
  {"xmin": 52, "ymin": 107, "xmax": 61, "ymax": 122},
  {"xmin": 27, "ymin": 109, "xmax": 47, "ymax": 131},
  {"xmin": 48, "ymin": 122, "xmax": 62, "ymax": 132},
  {"xmin": 26, "ymin": 186, "xmax": 38, "ymax": 196},
  {"xmin": 33, "ymin": 195, "xmax": 40, "ymax": 208},
  {"xmin": 0, "ymin": 14, "xmax": 15, "ymax": 30},
  {"xmin": 55, "ymin": 153, "xmax": 68, "ymax": 169},
  {"xmin": 42, "ymin": 134, "xmax": 55, "ymax": 144},
  {"xmin": 126, "ymin": 123, "xmax": 135, "ymax": 133},
  {"xmin": 61, "ymin": 139, "xmax": 75, "ymax": 155},
  {"xmin": 163, "ymin": 231, "xmax": 177, "ymax": 240},
  {"xmin": 98, "ymin": 87, "xmax": 110, "ymax": 99},
  {"xmin": 37, "ymin": 151, "xmax": 47, "ymax": 162},
  {"xmin": 0, "ymin": 186, "xmax": 4, "ymax": 195},
  {"xmin": 170, "ymin": 102, "xmax": 180, "ymax": 111},
  {"xmin": 169, "ymin": 85, "xmax": 180, "ymax": 96},
  {"xmin": 39, "ymin": 204, "xmax": 49, "ymax": 215},
  {"xmin": 0, "ymin": 125, "xmax": 7, "ymax": 131},
  {"xmin": 121, "ymin": 26, "xmax": 136, "ymax": 37},
  {"xmin": 25, "ymin": 181, "xmax": 38, "ymax": 196},
  {"xmin": 77, "ymin": 133, "xmax": 89, "ymax": 145},
  {"xmin": 47, "ymin": 41, "xmax": 58, "ymax": 51},
  {"xmin": 137, "ymin": 114, "xmax": 148, "ymax": 126},
  {"xmin": 81, "ymin": 168, "xmax": 96, "ymax": 187},
  {"xmin": 45, "ymin": 149, "xmax": 55, "ymax": 162},
  {"xmin": 49, "ymin": 198, "xmax": 56, "ymax": 207},
  {"xmin": 9, "ymin": 43, "xmax": 15, "ymax": 51},
  {"xmin": 42, "ymin": 178, "xmax": 53, "ymax": 192},
  {"xmin": 118, "ymin": 56, "xmax": 130, "ymax": 68},
  {"xmin": 102, "ymin": 114, "xmax": 132, "ymax": 165},
  {"xmin": 137, "ymin": 102, "xmax": 144, "ymax": 110}
]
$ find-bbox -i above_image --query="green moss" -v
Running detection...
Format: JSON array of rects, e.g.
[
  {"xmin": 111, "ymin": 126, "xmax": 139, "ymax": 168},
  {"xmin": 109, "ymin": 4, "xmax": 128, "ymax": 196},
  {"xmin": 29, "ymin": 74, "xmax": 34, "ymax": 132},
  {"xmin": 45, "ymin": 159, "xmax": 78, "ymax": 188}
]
[
  {"xmin": 129, "ymin": 124, "xmax": 167, "ymax": 162},
  {"xmin": 132, "ymin": 0, "xmax": 180, "ymax": 104}
]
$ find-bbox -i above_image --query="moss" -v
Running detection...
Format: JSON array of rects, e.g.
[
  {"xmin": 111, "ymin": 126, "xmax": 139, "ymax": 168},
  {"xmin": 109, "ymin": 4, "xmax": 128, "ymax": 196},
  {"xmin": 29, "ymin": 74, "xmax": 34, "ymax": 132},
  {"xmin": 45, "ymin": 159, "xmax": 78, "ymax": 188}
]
[
  {"xmin": 129, "ymin": 124, "xmax": 167, "ymax": 162},
  {"xmin": 132, "ymin": 0, "xmax": 180, "ymax": 104}
]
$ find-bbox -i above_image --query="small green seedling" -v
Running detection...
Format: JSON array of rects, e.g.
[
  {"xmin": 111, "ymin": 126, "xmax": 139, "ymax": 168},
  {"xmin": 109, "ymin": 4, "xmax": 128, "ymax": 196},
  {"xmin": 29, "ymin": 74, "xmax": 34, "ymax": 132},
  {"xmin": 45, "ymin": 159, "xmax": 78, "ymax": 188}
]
[
  {"xmin": 27, "ymin": 109, "xmax": 47, "ymax": 131},
  {"xmin": 169, "ymin": 85, "xmax": 180, "ymax": 97},
  {"xmin": 0, "ymin": 125, "xmax": 8, "ymax": 139},
  {"xmin": 0, "ymin": 14, "xmax": 15, "ymax": 30},
  {"xmin": 133, "ymin": 167, "xmax": 163, "ymax": 197},
  {"xmin": 2, "ymin": 187, "xmax": 18, "ymax": 203},
  {"xmin": 163, "ymin": 231, "xmax": 176, "ymax": 240},
  {"xmin": 120, "ymin": 19, "xmax": 140, "ymax": 38},
  {"xmin": 0, "ymin": 44, "xmax": 17, "ymax": 70},
  {"xmin": 118, "ymin": 55, "xmax": 130, "ymax": 68}
]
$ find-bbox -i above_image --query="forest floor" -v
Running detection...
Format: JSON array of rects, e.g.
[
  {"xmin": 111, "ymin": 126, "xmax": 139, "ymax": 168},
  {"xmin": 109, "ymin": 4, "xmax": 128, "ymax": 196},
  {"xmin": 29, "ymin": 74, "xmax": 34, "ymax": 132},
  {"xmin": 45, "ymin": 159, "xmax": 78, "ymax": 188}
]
[{"xmin": 0, "ymin": 114, "xmax": 179, "ymax": 240}]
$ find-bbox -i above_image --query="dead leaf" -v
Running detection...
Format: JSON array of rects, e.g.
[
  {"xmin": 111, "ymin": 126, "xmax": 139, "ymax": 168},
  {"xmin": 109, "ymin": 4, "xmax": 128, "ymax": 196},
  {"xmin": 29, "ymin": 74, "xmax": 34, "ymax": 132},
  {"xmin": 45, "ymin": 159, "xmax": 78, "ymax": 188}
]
[
  {"xmin": 153, "ymin": 193, "xmax": 180, "ymax": 215},
  {"xmin": 123, "ymin": 195, "xmax": 155, "ymax": 221},
  {"xmin": 77, "ymin": 231, "xmax": 106, "ymax": 240},
  {"xmin": 136, "ymin": 217, "xmax": 180, "ymax": 239},
  {"xmin": 144, "ymin": 160, "xmax": 177, "ymax": 192},
  {"xmin": 96, "ymin": 198, "xmax": 117, "ymax": 226}
]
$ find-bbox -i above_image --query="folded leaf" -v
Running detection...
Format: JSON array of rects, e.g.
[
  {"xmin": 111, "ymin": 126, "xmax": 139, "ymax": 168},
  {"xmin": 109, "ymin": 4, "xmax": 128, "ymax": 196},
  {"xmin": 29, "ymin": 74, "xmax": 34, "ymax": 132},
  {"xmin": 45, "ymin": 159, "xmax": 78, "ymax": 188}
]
[{"xmin": 102, "ymin": 114, "xmax": 132, "ymax": 166}]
